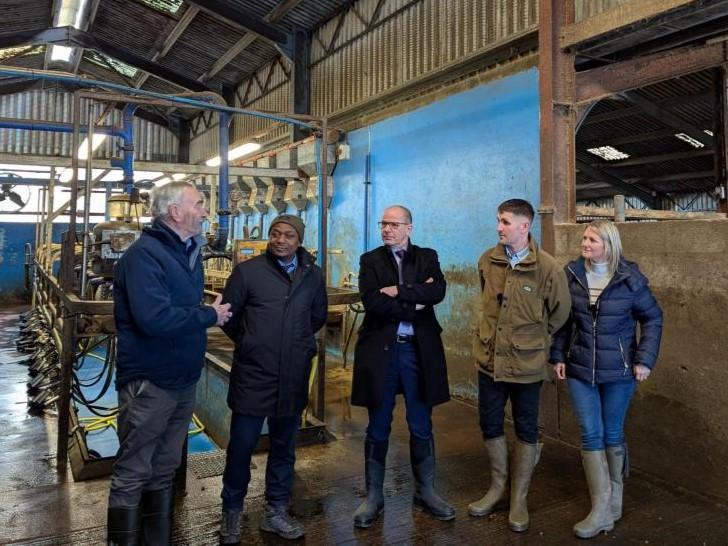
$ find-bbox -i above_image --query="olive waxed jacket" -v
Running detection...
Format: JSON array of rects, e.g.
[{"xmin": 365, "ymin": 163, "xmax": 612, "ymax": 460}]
[{"xmin": 473, "ymin": 237, "xmax": 571, "ymax": 383}]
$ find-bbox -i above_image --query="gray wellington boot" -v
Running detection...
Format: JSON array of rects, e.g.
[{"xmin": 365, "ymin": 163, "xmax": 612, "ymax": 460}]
[
  {"xmin": 573, "ymin": 450, "xmax": 615, "ymax": 538},
  {"xmin": 353, "ymin": 438, "xmax": 388, "ymax": 528},
  {"xmin": 508, "ymin": 440, "xmax": 542, "ymax": 532},
  {"xmin": 606, "ymin": 444, "xmax": 628, "ymax": 521},
  {"xmin": 468, "ymin": 436, "xmax": 509, "ymax": 517}
]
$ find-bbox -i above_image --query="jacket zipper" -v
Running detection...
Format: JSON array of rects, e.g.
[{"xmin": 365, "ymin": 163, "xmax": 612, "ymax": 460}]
[
  {"xmin": 567, "ymin": 266, "xmax": 600, "ymax": 386},
  {"xmin": 591, "ymin": 299, "xmax": 600, "ymax": 385},
  {"xmin": 618, "ymin": 337, "xmax": 628, "ymax": 375}
]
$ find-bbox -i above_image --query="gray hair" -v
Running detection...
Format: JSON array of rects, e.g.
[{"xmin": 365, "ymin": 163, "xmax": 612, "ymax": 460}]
[
  {"xmin": 584, "ymin": 219, "xmax": 623, "ymax": 276},
  {"xmin": 150, "ymin": 181, "xmax": 197, "ymax": 219}
]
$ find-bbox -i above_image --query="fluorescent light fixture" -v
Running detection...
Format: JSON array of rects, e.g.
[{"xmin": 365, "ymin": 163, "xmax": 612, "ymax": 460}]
[
  {"xmin": 205, "ymin": 142, "xmax": 261, "ymax": 167},
  {"xmin": 50, "ymin": 45, "xmax": 73, "ymax": 62},
  {"xmin": 586, "ymin": 146, "xmax": 630, "ymax": 161},
  {"xmin": 704, "ymin": 129, "xmax": 714, "ymax": 136},
  {"xmin": 172, "ymin": 173, "xmax": 187, "ymax": 180},
  {"xmin": 674, "ymin": 133, "xmax": 705, "ymax": 148},
  {"xmin": 78, "ymin": 134, "xmax": 107, "ymax": 160}
]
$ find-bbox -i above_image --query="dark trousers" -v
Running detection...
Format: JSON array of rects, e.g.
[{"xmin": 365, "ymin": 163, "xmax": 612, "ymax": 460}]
[
  {"xmin": 221, "ymin": 413, "xmax": 300, "ymax": 511},
  {"xmin": 109, "ymin": 379, "xmax": 196, "ymax": 508},
  {"xmin": 478, "ymin": 371, "xmax": 542, "ymax": 444},
  {"xmin": 366, "ymin": 340, "xmax": 432, "ymax": 443}
]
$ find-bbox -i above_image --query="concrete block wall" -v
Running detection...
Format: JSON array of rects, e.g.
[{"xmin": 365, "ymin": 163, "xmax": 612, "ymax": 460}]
[{"xmin": 548, "ymin": 219, "xmax": 728, "ymax": 501}]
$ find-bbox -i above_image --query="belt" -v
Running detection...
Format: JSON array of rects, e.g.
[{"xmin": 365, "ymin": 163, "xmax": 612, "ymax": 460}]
[{"xmin": 395, "ymin": 334, "xmax": 416, "ymax": 344}]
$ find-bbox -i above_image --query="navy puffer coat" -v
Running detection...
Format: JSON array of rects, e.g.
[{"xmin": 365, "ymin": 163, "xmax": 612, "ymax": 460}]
[{"xmin": 550, "ymin": 257, "xmax": 663, "ymax": 384}]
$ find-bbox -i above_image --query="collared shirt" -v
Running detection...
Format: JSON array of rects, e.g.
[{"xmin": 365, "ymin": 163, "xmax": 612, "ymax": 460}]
[
  {"xmin": 390, "ymin": 245, "xmax": 414, "ymax": 336},
  {"xmin": 277, "ymin": 253, "xmax": 298, "ymax": 277},
  {"xmin": 505, "ymin": 244, "xmax": 530, "ymax": 268}
]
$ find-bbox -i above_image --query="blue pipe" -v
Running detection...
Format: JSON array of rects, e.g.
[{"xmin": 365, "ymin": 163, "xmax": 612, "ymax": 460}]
[
  {"xmin": 315, "ymin": 138, "xmax": 324, "ymax": 266},
  {"xmin": 0, "ymin": 117, "xmax": 122, "ymax": 136},
  {"xmin": 0, "ymin": 67, "xmax": 315, "ymax": 129},
  {"xmin": 111, "ymin": 104, "xmax": 137, "ymax": 193},
  {"xmin": 216, "ymin": 112, "xmax": 232, "ymax": 251},
  {"xmin": 364, "ymin": 152, "xmax": 371, "ymax": 252}
]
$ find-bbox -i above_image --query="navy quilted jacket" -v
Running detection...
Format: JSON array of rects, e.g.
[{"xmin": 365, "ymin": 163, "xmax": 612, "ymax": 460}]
[{"xmin": 550, "ymin": 257, "xmax": 663, "ymax": 384}]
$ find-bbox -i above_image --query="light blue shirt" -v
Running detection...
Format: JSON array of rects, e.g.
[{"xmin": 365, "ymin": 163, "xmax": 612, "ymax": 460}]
[
  {"xmin": 391, "ymin": 246, "xmax": 415, "ymax": 336},
  {"xmin": 277, "ymin": 253, "xmax": 298, "ymax": 276},
  {"xmin": 505, "ymin": 244, "xmax": 530, "ymax": 269}
]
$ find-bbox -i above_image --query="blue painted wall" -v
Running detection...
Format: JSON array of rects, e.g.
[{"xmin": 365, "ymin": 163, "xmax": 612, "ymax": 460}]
[
  {"xmin": 0, "ymin": 223, "xmax": 68, "ymax": 302},
  {"xmin": 228, "ymin": 68, "xmax": 541, "ymax": 400},
  {"xmin": 326, "ymin": 68, "xmax": 541, "ymax": 399}
]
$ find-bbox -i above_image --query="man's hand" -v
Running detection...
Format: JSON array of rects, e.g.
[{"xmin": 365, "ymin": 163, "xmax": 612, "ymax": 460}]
[
  {"xmin": 553, "ymin": 362, "xmax": 566, "ymax": 380},
  {"xmin": 211, "ymin": 294, "xmax": 232, "ymax": 326},
  {"xmin": 380, "ymin": 285, "xmax": 398, "ymax": 297}
]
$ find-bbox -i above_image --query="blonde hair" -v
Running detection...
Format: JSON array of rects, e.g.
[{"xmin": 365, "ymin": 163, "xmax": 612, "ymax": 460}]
[{"xmin": 584, "ymin": 220, "xmax": 622, "ymax": 276}]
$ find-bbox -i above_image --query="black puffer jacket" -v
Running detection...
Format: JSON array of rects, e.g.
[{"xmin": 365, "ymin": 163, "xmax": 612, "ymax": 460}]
[
  {"xmin": 221, "ymin": 247, "xmax": 327, "ymax": 416},
  {"xmin": 550, "ymin": 257, "xmax": 663, "ymax": 384}
]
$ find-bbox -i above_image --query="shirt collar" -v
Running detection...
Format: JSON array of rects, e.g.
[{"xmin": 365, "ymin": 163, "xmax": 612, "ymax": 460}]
[{"xmin": 277, "ymin": 253, "xmax": 298, "ymax": 269}]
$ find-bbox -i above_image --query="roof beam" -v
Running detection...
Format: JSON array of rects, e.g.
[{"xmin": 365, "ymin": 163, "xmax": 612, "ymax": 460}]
[
  {"xmin": 580, "ymin": 129, "xmax": 680, "ymax": 148},
  {"xmin": 0, "ymin": 27, "xmax": 211, "ymax": 92},
  {"xmin": 576, "ymin": 159, "xmax": 658, "ymax": 206},
  {"xmin": 135, "ymin": 5, "xmax": 200, "ymax": 88},
  {"xmin": 184, "ymin": 0, "xmax": 289, "ymax": 46},
  {"xmin": 623, "ymin": 90, "xmax": 713, "ymax": 147},
  {"xmin": 0, "ymin": 152, "xmax": 301, "ymax": 178},
  {"xmin": 589, "ymin": 148, "xmax": 713, "ymax": 168},
  {"xmin": 198, "ymin": 0, "xmax": 304, "ymax": 83},
  {"xmin": 576, "ymin": 42, "xmax": 727, "ymax": 104},
  {"xmin": 562, "ymin": 0, "xmax": 701, "ymax": 51}
]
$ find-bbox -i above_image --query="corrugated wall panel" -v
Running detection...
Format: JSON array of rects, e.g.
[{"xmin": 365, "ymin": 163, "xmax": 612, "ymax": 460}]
[
  {"xmin": 0, "ymin": 90, "xmax": 178, "ymax": 162},
  {"xmin": 190, "ymin": 0, "xmax": 538, "ymax": 159},
  {"xmin": 575, "ymin": 0, "xmax": 633, "ymax": 22},
  {"xmin": 577, "ymin": 192, "xmax": 717, "ymax": 212},
  {"xmin": 190, "ymin": 123, "xmax": 219, "ymax": 166}
]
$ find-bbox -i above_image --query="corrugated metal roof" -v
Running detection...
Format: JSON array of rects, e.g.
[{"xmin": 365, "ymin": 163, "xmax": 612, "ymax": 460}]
[
  {"xmin": 0, "ymin": 0, "xmax": 351, "ymax": 111},
  {"xmin": 0, "ymin": 0, "xmax": 52, "ymax": 33},
  {"xmin": 577, "ymin": 68, "xmax": 717, "ymax": 201}
]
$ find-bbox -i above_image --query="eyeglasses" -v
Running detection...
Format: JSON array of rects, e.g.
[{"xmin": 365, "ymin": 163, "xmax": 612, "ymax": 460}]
[{"xmin": 378, "ymin": 221, "xmax": 410, "ymax": 229}]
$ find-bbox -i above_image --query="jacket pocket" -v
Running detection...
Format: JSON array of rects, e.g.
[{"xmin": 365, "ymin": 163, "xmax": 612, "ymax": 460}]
[
  {"xmin": 618, "ymin": 337, "xmax": 629, "ymax": 375},
  {"xmin": 511, "ymin": 333, "xmax": 547, "ymax": 376}
]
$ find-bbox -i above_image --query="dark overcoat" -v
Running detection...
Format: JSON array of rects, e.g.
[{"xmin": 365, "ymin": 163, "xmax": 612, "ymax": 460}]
[
  {"xmin": 221, "ymin": 247, "xmax": 328, "ymax": 416},
  {"xmin": 351, "ymin": 242, "xmax": 450, "ymax": 409}
]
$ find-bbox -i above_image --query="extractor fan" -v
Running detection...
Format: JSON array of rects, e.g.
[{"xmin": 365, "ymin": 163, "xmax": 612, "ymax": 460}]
[{"xmin": 0, "ymin": 174, "xmax": 30, "ymax": 210}]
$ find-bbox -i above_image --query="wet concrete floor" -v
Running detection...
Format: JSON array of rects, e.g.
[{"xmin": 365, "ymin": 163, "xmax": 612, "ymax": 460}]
[{"xmin": 1, "ymin": 306, "xmax": 727, "ymax": 545}]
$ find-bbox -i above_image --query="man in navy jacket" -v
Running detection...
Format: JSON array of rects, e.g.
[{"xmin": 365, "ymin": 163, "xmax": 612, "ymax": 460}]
[{"xmin": 108, "ymin": 181, "xmax": 231, "ymax": 545}]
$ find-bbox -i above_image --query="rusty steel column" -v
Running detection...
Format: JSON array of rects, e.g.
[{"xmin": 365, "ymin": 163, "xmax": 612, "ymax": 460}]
[
  {"xmin": 715, "ymin": 67, "xmax": 728, "ymax": 214},
  {"xmin": 539, "ymin": 0, "xmax": 576, "ymax": 254}
]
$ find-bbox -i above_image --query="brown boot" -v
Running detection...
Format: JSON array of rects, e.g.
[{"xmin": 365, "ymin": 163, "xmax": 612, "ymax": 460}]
[
  {"xmin": 508, "ymin": 440, "xmax": 541, "ymax": 532},
  {"xmin": 606, "ymin": 445, "xmax": 628, "ymax": 521},
  {"xmin": 573, "ymin": 450, "xmax": 615, "ymax": 538},
  {"xmin": 468, "ymin": 436, "xmax": 508, "ymax": 517}
]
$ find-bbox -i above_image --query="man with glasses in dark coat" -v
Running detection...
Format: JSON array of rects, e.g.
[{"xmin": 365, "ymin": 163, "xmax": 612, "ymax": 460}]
[
  {"xmin": 351, "ymin": 205, "xmax": 455, "ymax": 528},
  {"xmin": 218, "ymin": 214, "xmax": 327, "ymax": 543}
]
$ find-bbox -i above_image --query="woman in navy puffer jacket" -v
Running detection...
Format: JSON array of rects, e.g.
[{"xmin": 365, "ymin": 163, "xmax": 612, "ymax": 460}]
[{"xmin": 550, "ymin": 220, "xmax": 662, "ymax": 539}]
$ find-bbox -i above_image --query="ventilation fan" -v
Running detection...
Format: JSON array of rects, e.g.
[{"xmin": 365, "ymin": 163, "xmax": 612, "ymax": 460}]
[{"xmin": 0, "ymin": 175, "xmax": 29, "ymax": 210}]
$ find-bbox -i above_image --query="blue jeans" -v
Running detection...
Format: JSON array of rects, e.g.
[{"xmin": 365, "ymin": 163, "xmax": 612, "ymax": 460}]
[
  {"xmin": 477, "ymin": 372, "xmax": 542, "ymax": 444},
  {"xmin": 221, "ymin": 413, "xmax": 300, "ymax": 510},
  {"xmin": 366, "ymin": 340, "xmax": 432, "ymax": 443},
  {"xmin": 567, "ymin": 377, "xmax": 636, "ymax": 451}
]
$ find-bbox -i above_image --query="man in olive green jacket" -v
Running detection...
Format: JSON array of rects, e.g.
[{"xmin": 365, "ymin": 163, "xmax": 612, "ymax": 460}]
[{"xmin": 468, "ymin": 199, "xmax": 570, "ymax": 533}]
